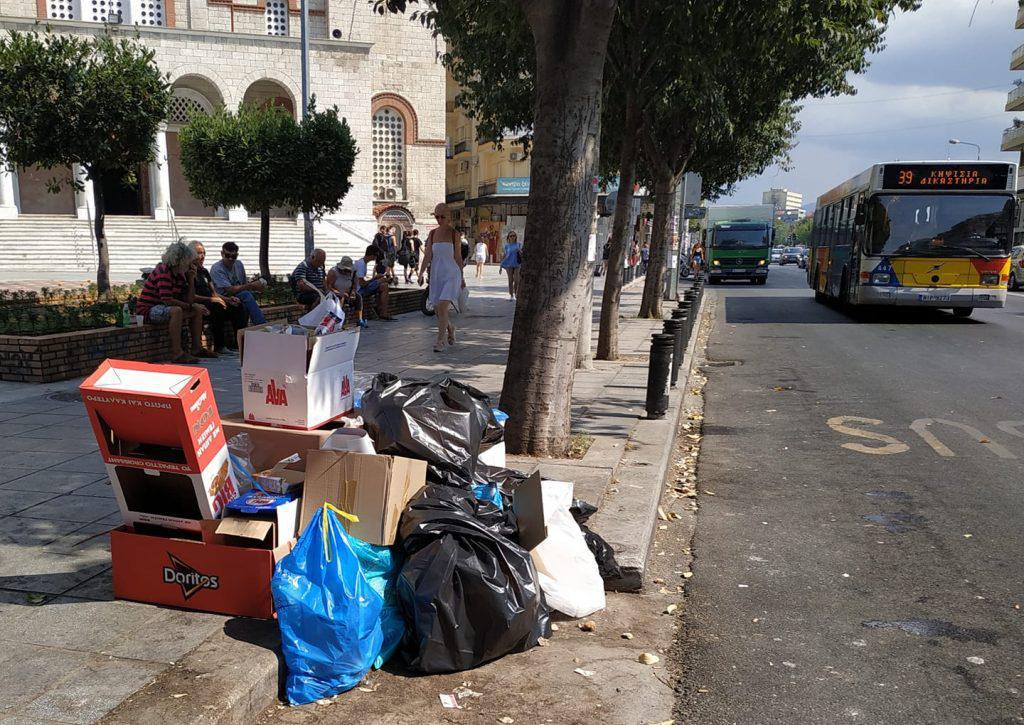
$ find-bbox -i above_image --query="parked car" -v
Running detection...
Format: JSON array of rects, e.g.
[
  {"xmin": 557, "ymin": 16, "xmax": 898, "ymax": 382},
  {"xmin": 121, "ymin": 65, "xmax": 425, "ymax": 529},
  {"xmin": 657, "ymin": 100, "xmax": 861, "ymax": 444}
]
[
  {"xmin": 780, "ymin": 246, "xmax": 802, "ymax": 265},
  {"xmin": 770, "ymin": 248, "xmax": 782, "ymax": 264},
  {"xmin": 1010, "ymin": 245, "xmax": 1024, "ymax": 291}
]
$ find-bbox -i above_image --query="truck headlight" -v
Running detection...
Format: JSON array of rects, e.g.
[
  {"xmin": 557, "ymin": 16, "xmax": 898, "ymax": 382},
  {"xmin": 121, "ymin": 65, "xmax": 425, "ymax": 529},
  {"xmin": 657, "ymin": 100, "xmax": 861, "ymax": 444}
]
[
  {"xmin": 712, "ymin": 259, "xmax": 720, "ymax": 266},
  {"xmin": 981, "ymin": 272, "xmax": 999, "ymax": 285},
  {"xmin": 758, "ymin": 259, "xmax": 766, "ymax": 266},
  {"xmin": 871, "ymin": 273, "xmax": 891, "ymax": 285}
]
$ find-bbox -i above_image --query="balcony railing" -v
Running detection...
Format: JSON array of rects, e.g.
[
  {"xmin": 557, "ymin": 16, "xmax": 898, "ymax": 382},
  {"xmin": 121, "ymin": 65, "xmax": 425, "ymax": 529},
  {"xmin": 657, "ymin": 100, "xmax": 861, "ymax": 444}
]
[
  {"xmin": 446, "ymin": 188, "xmax": 466, "ymax": 203},
  {"xmin": 1013, "ymin": 42, "xmax": 1024, "ymax": 71},
  {"xmin": 478, "ymin": 181, "xmax": 497, "ymax": 197},
  {"xmin": 1008, "ymin": 84, "xmax": 1024, "ymax": 112},
  {"xmin": 1002, "ymin": 123, "xmax": 1024, "ymax": 152},
  {"xmin": 453, "ymin": 140, "xmax": 470, "ymax": 156}
]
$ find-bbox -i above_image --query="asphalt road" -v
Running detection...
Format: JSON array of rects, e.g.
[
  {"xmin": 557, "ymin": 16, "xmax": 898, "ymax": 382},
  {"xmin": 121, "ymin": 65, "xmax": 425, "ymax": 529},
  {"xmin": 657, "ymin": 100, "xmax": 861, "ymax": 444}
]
[{"xmin": 676, "ymin": 264, "xmax": 1024, "ymax": 724}]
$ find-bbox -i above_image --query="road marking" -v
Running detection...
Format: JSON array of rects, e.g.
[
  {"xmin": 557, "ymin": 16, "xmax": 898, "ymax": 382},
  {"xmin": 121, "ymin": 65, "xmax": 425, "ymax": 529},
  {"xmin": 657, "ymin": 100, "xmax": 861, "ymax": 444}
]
[
  {"xmin": 996, "ymin": 420, "xmax": 1024, "ymax": 439},
  {"xmin": 909, "ymin": 418, "xmax": 1016, "ymax": 459},
  {"xmin": 826, "ymin": 416, "xmax": 910, "ymax": 455}
]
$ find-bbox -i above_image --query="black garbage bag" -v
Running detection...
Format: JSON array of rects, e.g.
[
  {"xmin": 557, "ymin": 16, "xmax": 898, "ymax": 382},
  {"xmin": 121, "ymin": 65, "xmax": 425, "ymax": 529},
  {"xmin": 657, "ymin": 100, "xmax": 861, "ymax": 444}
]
[
  {"xmin": 473, "ymin": 463, "xmax": 529, "ymax": 499},
  {"xmin": 362, "ymin": 374, "xmax": 503, "ymax": 489},
  {"xmin": 570, "ymin": 498, "xmax": 623, "ymax": 582},
  {"xmin": 396, "ymin": 485, "xmax": 550, "ymax": 673}
]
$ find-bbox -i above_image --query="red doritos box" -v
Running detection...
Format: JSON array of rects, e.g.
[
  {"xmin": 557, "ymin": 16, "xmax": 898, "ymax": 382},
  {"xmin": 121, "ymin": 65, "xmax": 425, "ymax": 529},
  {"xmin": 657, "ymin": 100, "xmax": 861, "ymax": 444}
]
[
  {"xmin": 80, "ymin": 360, "xmax": 242, "ymax": 531},
  {"xmin": 110, "ymin": 522, "xmax": 291, "ymax": 618}
]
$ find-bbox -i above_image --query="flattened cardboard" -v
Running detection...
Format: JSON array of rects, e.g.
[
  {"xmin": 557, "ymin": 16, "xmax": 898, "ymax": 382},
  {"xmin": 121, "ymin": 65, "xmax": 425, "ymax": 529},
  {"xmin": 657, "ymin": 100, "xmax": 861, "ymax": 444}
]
[
  {"xmin": 300, "ymin": 449, "xmax": 426, "ymax": 545},
  {"xmin": 221, "ymin": 495, "xmax": 300, "ymax": 548},
  {"xmin": 513, "ymin": 472, "xmax": 548, "ymax": 551},
  {"xmin": 110, "ymin": 524, "xmax": 291, "ymax": 618}
]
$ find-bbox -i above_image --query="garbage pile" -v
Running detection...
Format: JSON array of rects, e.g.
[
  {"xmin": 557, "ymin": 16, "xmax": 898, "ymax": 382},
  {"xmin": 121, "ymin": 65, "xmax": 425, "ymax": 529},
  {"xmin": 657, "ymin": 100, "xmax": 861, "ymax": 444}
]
[{"xmin": 81, "ymin": 346, "xmax": 620, "ymax": 707}]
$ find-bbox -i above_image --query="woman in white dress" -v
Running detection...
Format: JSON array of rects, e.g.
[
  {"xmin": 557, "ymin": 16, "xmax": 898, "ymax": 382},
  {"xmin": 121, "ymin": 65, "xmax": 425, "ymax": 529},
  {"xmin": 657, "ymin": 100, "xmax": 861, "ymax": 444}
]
[
  {"xmin": 474, "ymin": 238, "xmax": 487, "ymax": 279},
  {"xmin": 418, "ymin": 202, "xmax": 465, "ymax": 352}
]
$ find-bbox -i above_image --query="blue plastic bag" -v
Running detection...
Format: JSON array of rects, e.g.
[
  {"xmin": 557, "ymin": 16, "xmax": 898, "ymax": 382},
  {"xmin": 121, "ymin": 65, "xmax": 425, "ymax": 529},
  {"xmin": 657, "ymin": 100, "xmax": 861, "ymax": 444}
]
[
  {"xmin": 348, "ymin": 537, "xmax": 405, "ymax": 669},
  {"xmin": 272, "ymin": 505, "xmax": 384, "ymax": 705},
  {"xmin": 472, "ymin": 482, "xmax": 504, "ymax": 509}
]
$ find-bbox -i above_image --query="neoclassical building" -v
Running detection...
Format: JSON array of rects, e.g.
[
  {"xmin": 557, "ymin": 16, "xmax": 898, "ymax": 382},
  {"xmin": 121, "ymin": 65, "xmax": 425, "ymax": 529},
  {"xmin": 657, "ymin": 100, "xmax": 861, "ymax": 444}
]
[{"xmin": 0, "ymin": 0, "xmax": 445, "ymax": 281}]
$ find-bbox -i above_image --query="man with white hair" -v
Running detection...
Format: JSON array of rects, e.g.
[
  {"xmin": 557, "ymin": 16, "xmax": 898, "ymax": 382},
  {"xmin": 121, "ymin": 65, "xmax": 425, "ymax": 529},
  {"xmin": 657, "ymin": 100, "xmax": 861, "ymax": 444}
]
[
  {"xmin": 292, "ymin": 248, "xmax": 328, "ymax": 311},
  {"xmin": 136, "ymin": 240, "xmax": 213, "ymax": 363}
]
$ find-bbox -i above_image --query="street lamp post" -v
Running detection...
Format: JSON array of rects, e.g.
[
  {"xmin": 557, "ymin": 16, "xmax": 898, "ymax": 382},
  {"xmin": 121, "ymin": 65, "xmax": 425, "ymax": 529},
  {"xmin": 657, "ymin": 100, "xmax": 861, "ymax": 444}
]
[
  {"xmin": 948, "ymin": 138, "xmax": 981, "ymax": 161},
  {"xmin": 299, "ymin": 0, "xmax": 314, "ymax": 256}
]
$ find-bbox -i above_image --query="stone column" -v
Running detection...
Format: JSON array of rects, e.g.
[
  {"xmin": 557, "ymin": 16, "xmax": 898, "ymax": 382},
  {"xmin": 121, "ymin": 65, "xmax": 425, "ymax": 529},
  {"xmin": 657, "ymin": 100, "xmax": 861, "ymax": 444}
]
[
  {"xmin": 151, "ymin": 124, "xmax": 173, "ymax": 221},
  {"xmin": 0, "ymin": 158, "xmax": 17, "ymax": 219},
  {"xmin": 73, "ymin": 163, "xmax": 95, "ymax": 221}
]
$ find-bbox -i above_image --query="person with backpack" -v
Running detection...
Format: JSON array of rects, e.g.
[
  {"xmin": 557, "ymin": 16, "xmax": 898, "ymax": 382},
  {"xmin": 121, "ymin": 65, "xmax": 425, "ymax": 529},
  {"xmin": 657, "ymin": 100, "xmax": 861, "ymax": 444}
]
[{"xmin": 398, "ymin": 231, "xmax": 416, "ymax": 284}]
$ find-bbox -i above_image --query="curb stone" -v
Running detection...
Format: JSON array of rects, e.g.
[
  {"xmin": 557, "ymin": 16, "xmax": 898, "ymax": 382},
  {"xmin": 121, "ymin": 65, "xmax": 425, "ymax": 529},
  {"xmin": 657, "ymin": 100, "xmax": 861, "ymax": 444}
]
[
  {"xmin": 100, "ymin": 620, "xmax": 281, "ymax": 725},
  {"xmin": 589, "ymin": 289, "xmax": 708, "ymax": 591}
]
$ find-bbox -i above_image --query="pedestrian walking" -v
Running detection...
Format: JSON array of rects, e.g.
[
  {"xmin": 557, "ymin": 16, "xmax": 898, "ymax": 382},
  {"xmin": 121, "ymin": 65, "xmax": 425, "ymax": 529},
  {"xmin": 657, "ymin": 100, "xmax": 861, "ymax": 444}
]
[
  {"xmin": 474, "ymin": 237, "xmax": 487, "ymax": 279},
  {"xmin": 418, "ymin": 203, "xmax": 465, "ymax": 352},
  {"xmin": 499, "ymin": 231, "xmax": 522, "ymax": 299},
  {"xmin": 398, "ymin": 231, "xmax": 416, "ymax": 284},
  {"xmin": 641, "ymin": 241, "xmax": 650, "ymax": 275}
]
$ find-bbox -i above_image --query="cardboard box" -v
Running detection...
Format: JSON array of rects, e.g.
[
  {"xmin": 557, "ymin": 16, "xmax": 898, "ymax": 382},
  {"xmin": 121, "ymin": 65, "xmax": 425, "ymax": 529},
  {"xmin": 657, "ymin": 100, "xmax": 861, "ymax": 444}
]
[
  {"xmin": 105, "ymin": 442, "xmax": 237, "ymax": 531},
  {"xmin": 110, "ymin": 523, "xmax": 291, "ymax": 619},
  {"xmin": 81, "ymin": 360, "xmax": 226, "ymax": 474},
  {"xmin": 301, "ymin": 449, "xmax": 426, "ymax": 545},
  {"xmin": 241, "ymin": 327, "xmax": 360, "ymax": 430}
]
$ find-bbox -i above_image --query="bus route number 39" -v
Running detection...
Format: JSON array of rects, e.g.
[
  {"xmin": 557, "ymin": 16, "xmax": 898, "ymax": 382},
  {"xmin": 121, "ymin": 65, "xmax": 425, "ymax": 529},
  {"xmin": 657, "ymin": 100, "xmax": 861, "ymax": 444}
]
[{"xmin": 898, "ymin": 170, "xmax": 914, "ymax": 185}]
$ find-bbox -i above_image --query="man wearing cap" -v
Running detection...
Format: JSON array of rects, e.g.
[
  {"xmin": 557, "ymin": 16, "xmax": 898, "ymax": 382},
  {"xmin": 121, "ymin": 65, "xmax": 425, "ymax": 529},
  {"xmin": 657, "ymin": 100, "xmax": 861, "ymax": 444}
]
[{"xmin": 326, "ymin": 255, "xmax": 367, "ymax": 328}]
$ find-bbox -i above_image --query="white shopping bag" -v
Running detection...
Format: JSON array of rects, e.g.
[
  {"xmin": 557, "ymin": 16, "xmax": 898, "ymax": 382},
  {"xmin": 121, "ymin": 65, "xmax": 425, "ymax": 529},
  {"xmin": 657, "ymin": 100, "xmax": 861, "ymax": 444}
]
[
  {"xmin": 529, "ymin": 480, "xmax": 605, "ymax": 618},
  {"xmin": 452, "ymin": 286, "xmax": 470, "ymax": 315},
  {"xmin": 298, "ymin": 291, "xmax": 345, "ymax": 333}
]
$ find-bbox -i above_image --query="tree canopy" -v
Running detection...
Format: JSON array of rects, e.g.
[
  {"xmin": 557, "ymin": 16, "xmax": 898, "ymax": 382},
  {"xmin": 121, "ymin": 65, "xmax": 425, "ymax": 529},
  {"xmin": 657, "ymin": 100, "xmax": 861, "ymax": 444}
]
[{"xmin": 0, "ymin": 30, "xmax": 171, "ymax": 292}]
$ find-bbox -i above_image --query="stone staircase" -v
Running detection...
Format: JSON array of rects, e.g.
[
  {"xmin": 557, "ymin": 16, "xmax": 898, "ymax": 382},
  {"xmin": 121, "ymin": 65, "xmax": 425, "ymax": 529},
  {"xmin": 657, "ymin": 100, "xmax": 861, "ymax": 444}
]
[{"xmin": 0, "ymin": 214, "xmax": 376, "ymax": 283}]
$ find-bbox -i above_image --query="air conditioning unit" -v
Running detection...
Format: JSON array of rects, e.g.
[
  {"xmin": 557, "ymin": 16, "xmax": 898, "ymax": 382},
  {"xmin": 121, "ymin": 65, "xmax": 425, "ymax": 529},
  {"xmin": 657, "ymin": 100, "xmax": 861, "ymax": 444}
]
[{"xmin": 509, "ymin": 151, "xmax": 526, "ymax": 162}]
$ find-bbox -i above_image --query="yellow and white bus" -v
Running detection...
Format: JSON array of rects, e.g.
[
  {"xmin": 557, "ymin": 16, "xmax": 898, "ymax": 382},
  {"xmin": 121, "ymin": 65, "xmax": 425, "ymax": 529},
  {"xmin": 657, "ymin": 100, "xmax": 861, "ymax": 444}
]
[{"xmin": 808, "ymin": 161, "xmax": 1017, "ymax": 317}]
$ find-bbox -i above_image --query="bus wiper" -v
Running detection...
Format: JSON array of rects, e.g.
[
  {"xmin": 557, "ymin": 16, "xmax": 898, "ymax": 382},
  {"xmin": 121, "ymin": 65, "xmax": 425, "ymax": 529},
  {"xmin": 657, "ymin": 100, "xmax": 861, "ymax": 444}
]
[{"xmin": 943, "ymin": 244, "xmax": 991, "ymax": 261}]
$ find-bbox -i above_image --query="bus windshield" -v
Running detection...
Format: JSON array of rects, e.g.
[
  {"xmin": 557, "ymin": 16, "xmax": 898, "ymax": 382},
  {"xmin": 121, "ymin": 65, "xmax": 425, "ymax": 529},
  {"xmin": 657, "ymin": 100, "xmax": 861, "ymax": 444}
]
[
  {"xmin": 867, "ymin": 193, "xmax": 1014, "ymax": 257},
  {"xmin": 712, "ymin": 227, "xmax": 769, "ymax": 249}
]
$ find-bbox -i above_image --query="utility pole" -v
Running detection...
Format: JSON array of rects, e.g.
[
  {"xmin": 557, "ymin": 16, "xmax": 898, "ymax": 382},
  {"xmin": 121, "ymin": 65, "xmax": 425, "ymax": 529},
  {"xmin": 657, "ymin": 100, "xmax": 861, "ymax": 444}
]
[{"xmin": 300, "ymin": 0, "xmax": 314, "ymax": 256}]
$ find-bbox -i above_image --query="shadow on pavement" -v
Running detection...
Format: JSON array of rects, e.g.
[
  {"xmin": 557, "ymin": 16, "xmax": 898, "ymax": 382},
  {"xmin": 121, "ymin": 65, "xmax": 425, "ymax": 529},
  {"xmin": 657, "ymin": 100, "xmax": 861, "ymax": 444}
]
[{"xmin": 726, "ymin": 296, "xmax": 986, "ymax": 325}]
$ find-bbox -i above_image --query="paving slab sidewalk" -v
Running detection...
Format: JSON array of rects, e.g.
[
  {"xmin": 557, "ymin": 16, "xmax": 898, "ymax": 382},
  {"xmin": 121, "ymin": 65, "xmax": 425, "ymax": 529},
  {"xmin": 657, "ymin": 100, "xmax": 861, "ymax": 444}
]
[{"xmin": 0, "ymin": 267, "xmax": 697, "ymax": 723}]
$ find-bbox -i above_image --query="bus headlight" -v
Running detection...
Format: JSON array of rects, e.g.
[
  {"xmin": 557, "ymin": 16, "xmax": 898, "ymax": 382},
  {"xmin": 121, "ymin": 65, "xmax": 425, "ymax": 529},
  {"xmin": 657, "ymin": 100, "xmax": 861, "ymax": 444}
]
[
  {"xmin": 871, "ymin": 272, "xmax": 891, "ymax": 285},
  {"xmin": 757, "ymin": 259, "xmax": 766, "ymax": 266},
  {"xmin": 712, "ymin": 259, "xmax": 720, "ymax": 266},
  {"xmin": 981, "ymin": 272, "xmax": 999, "ymax": 286}
]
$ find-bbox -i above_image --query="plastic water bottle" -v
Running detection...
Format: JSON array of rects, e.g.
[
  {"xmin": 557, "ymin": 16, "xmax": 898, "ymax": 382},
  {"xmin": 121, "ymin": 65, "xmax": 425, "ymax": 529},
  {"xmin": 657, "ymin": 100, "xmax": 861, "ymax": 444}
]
[{"xmin": 121, "ymin": 302, "xmax": 131, "ymax": 327}]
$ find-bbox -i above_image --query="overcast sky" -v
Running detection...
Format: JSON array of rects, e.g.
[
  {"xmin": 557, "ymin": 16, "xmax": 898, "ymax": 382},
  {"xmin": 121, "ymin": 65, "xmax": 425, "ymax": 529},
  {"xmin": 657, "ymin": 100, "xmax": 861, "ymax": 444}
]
[{"xmin": 726, "ymin": 0, "xmax": 1022, "ymax": 209}]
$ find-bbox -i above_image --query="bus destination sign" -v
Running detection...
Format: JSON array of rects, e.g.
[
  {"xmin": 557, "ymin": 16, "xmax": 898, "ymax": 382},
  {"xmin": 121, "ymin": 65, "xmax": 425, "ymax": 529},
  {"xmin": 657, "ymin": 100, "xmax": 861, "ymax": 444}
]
[{"xmin": 882, "ymin": 163, "xmax": 1010, "ymax": 190}]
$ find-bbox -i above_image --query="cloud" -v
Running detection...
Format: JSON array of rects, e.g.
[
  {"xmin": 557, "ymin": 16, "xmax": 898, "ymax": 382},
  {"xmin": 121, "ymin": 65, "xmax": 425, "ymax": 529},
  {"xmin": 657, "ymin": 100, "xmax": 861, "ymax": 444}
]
[{"xmin": 725, "ymin": 0, "xmax": 1021, "ymax": 206}]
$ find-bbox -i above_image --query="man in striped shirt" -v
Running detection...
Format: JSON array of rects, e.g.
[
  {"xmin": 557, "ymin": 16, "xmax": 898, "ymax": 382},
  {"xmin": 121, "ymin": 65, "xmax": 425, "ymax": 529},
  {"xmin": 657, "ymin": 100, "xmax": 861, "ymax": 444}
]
[
  {"xmin": 292, "ymin": 249, "xmax": 327, "ymax": 311},
  {"xmin": 136, "ymin": 240, "xmax": 213, "ymax": 363}
]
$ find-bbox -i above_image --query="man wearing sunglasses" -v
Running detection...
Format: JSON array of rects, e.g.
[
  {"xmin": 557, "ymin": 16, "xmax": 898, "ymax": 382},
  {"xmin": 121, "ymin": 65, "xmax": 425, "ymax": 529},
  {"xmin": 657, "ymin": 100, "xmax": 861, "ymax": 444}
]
[{"xmin": 210, "ymin": 242, "xmax": 268, "ymax": 339}]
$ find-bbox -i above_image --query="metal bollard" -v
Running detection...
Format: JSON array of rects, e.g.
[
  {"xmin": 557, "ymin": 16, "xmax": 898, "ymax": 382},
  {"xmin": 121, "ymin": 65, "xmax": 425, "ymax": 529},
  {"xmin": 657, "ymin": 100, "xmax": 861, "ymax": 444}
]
[
  {"xmin": 674, "ymin": 303, "xmax": 692, "ymax": 349},
  {"xmin": 646, "ymin": 333, "xmax": 674, "ymax": 419},
  {"xmin": 663, "ymin": 318, "xmax": 684, "ymax": 387}
]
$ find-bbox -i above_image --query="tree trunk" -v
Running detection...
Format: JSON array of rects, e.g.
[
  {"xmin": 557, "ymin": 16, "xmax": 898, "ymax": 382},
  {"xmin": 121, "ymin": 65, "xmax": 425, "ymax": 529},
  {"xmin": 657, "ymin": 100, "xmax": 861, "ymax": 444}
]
[
  {"xmin": 91, "ymin": 169, "xmax": 111, "ymax": 295},
  {"xmin": 259, "ymin": 207, "xmax": 271, "ymax": 280},
  {"xmin": 639, "ymin": 174, "xmax": 676, "ymax": 318},
  {"xmin": 596, "ymin": 92, "xmax": 641, "ymax": 361},
  {"xmin": 499, "ymin": 0, "xmax": 616, "ymax": 456}
]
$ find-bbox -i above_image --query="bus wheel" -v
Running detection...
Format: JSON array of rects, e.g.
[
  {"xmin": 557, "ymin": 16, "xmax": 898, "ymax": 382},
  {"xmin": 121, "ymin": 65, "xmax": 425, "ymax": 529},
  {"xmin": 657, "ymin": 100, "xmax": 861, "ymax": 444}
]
[{"xmin": 953, "ymin": 307, "xmax": 973, "ymax": 318}]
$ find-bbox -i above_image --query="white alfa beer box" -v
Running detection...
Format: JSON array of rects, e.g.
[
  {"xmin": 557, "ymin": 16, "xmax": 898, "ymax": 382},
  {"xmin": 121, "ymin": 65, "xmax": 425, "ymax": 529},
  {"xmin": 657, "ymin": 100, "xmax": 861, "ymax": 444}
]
[{"xmin": 241, "ymin": 326, "xmax": 360, "ymax": 430}]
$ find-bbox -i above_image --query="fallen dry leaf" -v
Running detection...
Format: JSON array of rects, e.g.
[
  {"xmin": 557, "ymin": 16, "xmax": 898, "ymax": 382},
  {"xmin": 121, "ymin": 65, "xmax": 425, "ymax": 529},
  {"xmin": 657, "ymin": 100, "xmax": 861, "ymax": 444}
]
[
  {"xmin": 574, "ymin": 668, "xmax": 595, "ymax": 678},
  {"xmin": 664, "ymin": 604, "xmax": 678, "ymax": 615},
  {"xmin": 657, "ymin": 507, "xmax": 669, "ymax": 521},
  {"xmin": 622, "ymin": 632, "xmax": 634, "ymax": 640},
  {"xmin": 536, "ymin": 637, "xmax": 549, "ymax": 647},
  {"xmin": 638, "ymin": 652, "xmax": 660, "ymax": 665},
  {"xmin": 579, "ymin": 620, "xmax": 597, "ymax": 633}
]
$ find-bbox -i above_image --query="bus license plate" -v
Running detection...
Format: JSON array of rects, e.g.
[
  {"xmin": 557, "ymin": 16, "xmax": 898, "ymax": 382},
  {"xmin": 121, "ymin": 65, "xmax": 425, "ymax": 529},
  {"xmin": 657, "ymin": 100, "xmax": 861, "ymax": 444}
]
[{"xmin": 918, "ymin": 293, "xmax": 951, "ymax": 302}]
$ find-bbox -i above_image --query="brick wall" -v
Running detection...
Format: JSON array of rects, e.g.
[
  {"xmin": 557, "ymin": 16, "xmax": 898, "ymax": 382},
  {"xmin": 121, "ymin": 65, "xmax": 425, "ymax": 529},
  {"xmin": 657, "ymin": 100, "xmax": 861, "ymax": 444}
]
[
  {"xmin": 0, "ymin": 303, "xmax": 302, "ymax": 384},
  {"xmin": 0, "ymin": 292, "xmax": 424, "ymax": 383}
]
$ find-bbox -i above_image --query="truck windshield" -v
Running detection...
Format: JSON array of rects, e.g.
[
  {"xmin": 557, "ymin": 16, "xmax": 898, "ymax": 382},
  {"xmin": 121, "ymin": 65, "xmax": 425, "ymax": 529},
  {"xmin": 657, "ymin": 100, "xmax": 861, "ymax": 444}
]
[
  {"xmin": 867, "ymin": 193, "xmax": 1014, "ymax": 257},
  {"xmin": 713, "ymin": 228, "xmax": 769, "ymax": 249}
]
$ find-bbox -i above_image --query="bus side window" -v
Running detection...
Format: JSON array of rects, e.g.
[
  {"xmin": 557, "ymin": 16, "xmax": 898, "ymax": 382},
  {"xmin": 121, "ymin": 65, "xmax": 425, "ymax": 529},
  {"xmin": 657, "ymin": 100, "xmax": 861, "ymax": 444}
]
[{"xmin": 826, "ymin": 205, "xmax": 835, "ymax": 247}]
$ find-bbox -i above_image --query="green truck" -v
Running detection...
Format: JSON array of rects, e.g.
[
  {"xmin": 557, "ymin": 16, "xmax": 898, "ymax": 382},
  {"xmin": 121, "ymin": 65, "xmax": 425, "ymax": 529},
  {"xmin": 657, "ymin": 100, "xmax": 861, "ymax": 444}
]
[{"xmin": 704, "ymin": 204, "xmax": 775, "ymax": 285}]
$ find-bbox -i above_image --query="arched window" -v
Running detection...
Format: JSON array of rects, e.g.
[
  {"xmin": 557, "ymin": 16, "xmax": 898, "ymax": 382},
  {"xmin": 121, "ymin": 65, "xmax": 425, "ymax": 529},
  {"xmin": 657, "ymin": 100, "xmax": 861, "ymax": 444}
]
[
  {"xmin": 372, "ymin": 107, "xmax": 405, "ymax": 201},
  {"xmin": 167, "ymin": 88, "xmax": 213, "ymax": 128}
]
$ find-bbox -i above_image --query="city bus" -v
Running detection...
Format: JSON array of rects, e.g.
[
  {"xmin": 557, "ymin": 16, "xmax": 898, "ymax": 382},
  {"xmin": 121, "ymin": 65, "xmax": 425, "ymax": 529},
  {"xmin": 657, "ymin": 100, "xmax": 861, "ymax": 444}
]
[{"xmin": 807, "ymin": 161, "xmax": 1017, "ymax": 317}]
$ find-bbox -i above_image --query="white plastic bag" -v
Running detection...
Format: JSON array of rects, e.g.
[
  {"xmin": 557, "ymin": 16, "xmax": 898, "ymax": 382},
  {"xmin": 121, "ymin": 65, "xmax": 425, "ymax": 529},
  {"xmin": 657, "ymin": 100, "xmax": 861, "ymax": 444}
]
[
  {"xmin": 529, "ymin": 480, "xmax": 606, "ymax": 618},
  {"xmin": 452, "ymin": 286, "xmax": 470, "ymax": 315},
  {"xmin": 298, "ymin": 291, "xmax": 345, "ymax": 333}
]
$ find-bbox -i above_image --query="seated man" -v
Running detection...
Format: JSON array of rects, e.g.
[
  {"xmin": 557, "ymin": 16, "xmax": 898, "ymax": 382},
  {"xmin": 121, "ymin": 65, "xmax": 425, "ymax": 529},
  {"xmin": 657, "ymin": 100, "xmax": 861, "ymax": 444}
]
[
  {"xmin": 326, "ymin": 256, "xmax": 367, "ymax": 329},
  {"xmin": 136, "ymin": 240, "xmax": 212, "ymax": 363},
  {"xmin": 353, "ymin": 245, "xmax": 394, "ymax": 320},
  {"xmin": 209, "ymin": 242, "xmax": 267, "ymax": 336},
  {"xmin": 292, "ymin": 248, "xmax": 327, "ymax": 311},
  {"xmin": 188, "ymin": 240, "xmax": 241, "ymax": 354}
]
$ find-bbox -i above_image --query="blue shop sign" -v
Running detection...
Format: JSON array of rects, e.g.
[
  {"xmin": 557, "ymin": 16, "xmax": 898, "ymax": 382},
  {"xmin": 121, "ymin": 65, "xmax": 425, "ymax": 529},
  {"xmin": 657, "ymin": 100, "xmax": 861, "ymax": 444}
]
[{"xmin": 496, "ymin": 177, "xmax": 530, "ymax": 195}]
